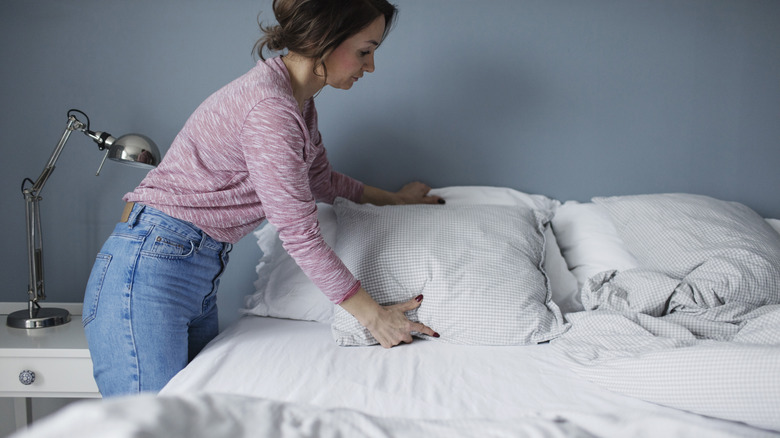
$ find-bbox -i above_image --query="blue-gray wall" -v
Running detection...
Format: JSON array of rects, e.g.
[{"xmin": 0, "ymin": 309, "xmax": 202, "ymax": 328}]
[{"xmin": 1, "ymin": 0, "xmax": 778, "ymax": 327}]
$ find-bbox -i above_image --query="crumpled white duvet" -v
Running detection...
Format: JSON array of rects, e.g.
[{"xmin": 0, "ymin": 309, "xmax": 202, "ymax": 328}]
[
  {"xmin": 553, "ymin": 269, "xmax": 780, "ymax": 431},
  {"xmin": 10, "ymin": 392, "xmax": 767, "ymax": 438}
]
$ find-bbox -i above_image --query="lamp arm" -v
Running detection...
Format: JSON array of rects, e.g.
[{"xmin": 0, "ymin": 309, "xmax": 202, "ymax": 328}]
[
  {"xmin": 21, "ymin": 112, "xmax": 129, "ymax": 305},
  {"xmin": 28, "ymin": 115, "xmax": 85, "ymax": 196},
  {"xmin": 25, "ymin": 189, "xmax": 44, "ymax": 303},
  {"xmin": 22, "ymin": 114, "xmax": 96, "ymax": 305}
]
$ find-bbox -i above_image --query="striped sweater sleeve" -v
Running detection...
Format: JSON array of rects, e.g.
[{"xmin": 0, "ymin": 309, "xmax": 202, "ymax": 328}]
[
  {"xmin": 241, "ymin": 99, "xmax": 360, "ymax": 304},
  {"xmin": 307, "ymin": 128, "xmax": 364, "ymax": 203}
]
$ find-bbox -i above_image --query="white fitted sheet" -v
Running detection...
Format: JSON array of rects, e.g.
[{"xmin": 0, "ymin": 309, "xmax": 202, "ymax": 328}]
[{"xmin": 160, "ymin": 316, "xmax": 772, "ymax": 438}]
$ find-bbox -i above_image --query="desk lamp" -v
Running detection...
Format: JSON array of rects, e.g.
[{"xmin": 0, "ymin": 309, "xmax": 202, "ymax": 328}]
[{"xmin": 7, "ymin": 109, "xmax": 161, "ymax": 329}]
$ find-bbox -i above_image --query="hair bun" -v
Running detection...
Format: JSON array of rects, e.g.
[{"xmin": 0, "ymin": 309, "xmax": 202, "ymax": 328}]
[
  {"xmin": 254, "ymin": 0, "xmax": 397, "ymax": 63},
  {"xmin": 264, "ymin": 25, "xmax": 286, "ymax": 51}
]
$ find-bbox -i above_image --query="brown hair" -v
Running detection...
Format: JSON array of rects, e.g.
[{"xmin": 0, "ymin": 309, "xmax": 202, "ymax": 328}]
[{"xmin": 254, "ymin": 0, "xmax": 397, "ymax": 76}]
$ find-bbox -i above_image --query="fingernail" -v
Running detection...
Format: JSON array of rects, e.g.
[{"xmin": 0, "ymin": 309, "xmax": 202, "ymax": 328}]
[
  {"xmin": 437, "ymin": 199, "xmax": 446, "ymax": 204},
  {"xmin": 433, "ymin": 332, "xmax": 440, "ymax": 338},
  {"xmin": 415, "ymin": 294, "xmax": 423, "ymax": 302}
]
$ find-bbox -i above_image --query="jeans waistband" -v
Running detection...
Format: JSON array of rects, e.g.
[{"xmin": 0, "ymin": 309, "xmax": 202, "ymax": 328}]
[{"xmin": 123, "ymin": 202, "xmax": 226, "ymax": 253}]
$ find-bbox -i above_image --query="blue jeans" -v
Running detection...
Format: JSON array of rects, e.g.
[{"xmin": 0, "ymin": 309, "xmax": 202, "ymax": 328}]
[{"xmin": 83, "ymin": 203, "xmax": 232, "ymax": 397}]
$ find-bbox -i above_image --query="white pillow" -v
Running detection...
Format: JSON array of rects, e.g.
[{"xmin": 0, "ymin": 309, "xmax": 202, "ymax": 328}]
[
  {"xmin": 551, "ymin": 200, "xmax": 780, "ymax": 306},
  {"xmin": 243, "ymin": 186, "xmax": 580, "ymax": 323},
  {"xmin": 542, "ymin": 228, "xmax": 582, "ymax": 314},
  {"xmin": 593, "ymin": 193, "xmax": 780, "ymax": 275},
  {"xmin": 767, "ymin": 218, "xmax": 780, "ymax": 235},
  {"xmin": 428, "ymin": 185, "xmax": 558, "ymax": 211},
  {"xmin": 593, "ymin": 193, "xmax": 780, "ymax": 307},
  {"xmin": 551, "ymin": 201, "xmax": 640, "ymax": 289},
  {"xmin": 331, "ymin": 199, "xmax": 569, "ymax": 346},
  {"xmin": 241, "ymin": 204, "xmax": 337, "ymax": 323}
]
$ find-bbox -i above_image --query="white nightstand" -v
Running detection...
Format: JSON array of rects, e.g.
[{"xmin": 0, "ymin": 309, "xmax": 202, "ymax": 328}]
[{"xmin": 1, "ymin": 302, "xmax": 100, "ymax": 429}]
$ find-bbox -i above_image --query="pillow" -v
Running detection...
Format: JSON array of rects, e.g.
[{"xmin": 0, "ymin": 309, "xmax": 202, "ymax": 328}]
[
  {"xmin": 768, "ymin": 218, "xmax": 780, "ymax": 235},
  {"xmin": 552, "ymin": 201, "xmax": 780, "ymax": 284},
  {"xmin": 542, "ymin": 228, "xmax": 582, "ymax": 314},
  {"xmin": 429, "ymin": 187, "xmax": 580, "ymax": 314},
  {"xmin": 429, "ymin": 185, "xmax": 559, "ymax": 211},
  {"xmin": 241, "ymin": 204, "xmax": 337, "ymax": 323},
  {"xmin": 551, "ymin": 201, "xmax": 640, "ymax": 289},
  {"xmin": 243, "ymin": 186, "xmax": 579, "ymax": 323},
  {"xmin": 593, "ymin": 193, "xmax": 780, "ymax": 306},
  {"xmin": 330, "ymin": 198, "xmax": 569, "ymax": 346},
  {"xmin": 593, "ymin": 193, "xmax": 780, "ymax": 276}
]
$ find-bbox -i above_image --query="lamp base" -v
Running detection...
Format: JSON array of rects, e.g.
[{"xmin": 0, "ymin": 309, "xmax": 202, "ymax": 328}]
[{"xmin": 6, "ymin": 307, "xmax": 71, "ymax": 329}]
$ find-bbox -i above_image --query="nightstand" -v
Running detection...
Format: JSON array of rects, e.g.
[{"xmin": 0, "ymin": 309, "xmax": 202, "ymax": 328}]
[{"xmin": 1, "ymin": 302, "xmax": 100, "ymax": 429}]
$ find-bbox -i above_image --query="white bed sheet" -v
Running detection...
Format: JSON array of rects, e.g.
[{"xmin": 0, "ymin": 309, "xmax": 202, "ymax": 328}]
[{"xmin": 160, "ymin": 316, "xmax": 772, "ymax": 438}]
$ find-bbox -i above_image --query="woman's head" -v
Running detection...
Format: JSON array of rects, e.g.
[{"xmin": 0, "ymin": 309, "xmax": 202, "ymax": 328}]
[{"xmin": 255, "ymin": 0, "xmax": 397, "ymax": 73}]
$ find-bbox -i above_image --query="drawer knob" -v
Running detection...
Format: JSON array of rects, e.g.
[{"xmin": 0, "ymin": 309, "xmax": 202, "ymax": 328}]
[{"xmin": 19, "ymin": 370, "xmax": 36, "ymax": 385}]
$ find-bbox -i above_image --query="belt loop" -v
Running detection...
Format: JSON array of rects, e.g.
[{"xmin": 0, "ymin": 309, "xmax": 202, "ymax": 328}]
[
  {"xmin": 125, "ymin": 203, "xmax": 145, "ymax": 228},
  {"xmin": 221, "ymin": 242, "xmax": 233, "ymax": 264},
  {"xmin": 197, "ymin": 233, "xmax": 208, "ymax": 253}
]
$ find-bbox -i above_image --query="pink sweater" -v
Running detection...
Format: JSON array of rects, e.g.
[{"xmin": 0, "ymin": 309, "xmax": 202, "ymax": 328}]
[{"xmin": 125, "ymin": 57, "xmax": 363, "ymax": 304}]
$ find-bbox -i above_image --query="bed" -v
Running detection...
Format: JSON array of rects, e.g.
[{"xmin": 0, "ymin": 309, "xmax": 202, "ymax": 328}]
[{"xmin": 13, "ymin": 186, "xmax": 780, "ymax": 438}]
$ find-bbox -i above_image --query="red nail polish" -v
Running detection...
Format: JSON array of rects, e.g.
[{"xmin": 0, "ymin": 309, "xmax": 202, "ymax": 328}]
[
  {"xmin": 433, "ymin": 332, "xmax": 440, "ymax": 338},
  {"xmin": 415, "ymin": 294, "xmax": 423, "ymax": 302}
]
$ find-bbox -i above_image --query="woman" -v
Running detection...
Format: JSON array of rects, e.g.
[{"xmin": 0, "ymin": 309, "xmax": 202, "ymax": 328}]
[{"xmin": 83, "ymin": 0, "xmax": 441, "ymax": 397}]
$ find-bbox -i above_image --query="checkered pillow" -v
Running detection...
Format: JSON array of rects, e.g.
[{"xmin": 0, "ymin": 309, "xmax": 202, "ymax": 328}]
[
  {"xmin": 331, "ymin": 198, "xmax": 568, "ymax": 346},
  {"xmin": 593, "ymin": 193, "xmax": 780, "ymax": 307}
]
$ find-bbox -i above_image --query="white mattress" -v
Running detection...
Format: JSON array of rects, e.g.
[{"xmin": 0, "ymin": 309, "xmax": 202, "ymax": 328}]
[{"xmin": 160, "ymin": 315, "xmax": 770, "ymax": 438}]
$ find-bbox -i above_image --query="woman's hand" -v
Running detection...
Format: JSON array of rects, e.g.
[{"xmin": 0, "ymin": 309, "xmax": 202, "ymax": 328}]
[
  {"xmin": 394, "ymin": 182, "xmax": 444, "ymax": 205},
  {"xmin": 339, "ymin": 287, "xmax": 439, "ymax": 348},
  {"xmin": 361, "ymin": 182, "xmax": 444, "ymax": 206}
]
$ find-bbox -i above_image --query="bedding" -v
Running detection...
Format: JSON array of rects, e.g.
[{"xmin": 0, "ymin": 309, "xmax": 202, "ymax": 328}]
[
  {"xmin": 173, "ymin": 190, "xmax": 780, "ymax": 434},
  {"xmin": 14, "ymin": 390, "xmax": 764, "ymax": 438},
  {"xmin": 770, "ymin": 218, "xmax": 780, "ymax": 234},
  {"xmin": 554, "ymin": 193, "xmax": 780, "ymax": 431},
  {"xmin": 551, "ymin": 200, "xmax": 640, "ymax": 289},
  {"xmin": 13, "ymin": 188, "xmax": 780, "ymax": 438},
  {"xmin": 16, "ymin": 316, "xmax": 776, "ymax": 438},
  {"xmin": 331, "ymin": 198, "xmax": 568, "ymax": 346},
  {"xmin": 576, "ymin": 193, "xmax": 780, "ymax": 335},
  {"xmin": 242, "ymin": 203, "xmax": 338, "ymax": 324},
  {"xmin": 243, "ymin": 186, "xmax": 582, "ymax": 323},
  {"xmin": 554, "ymin": 308, "xmax": 780, "ymax": 431},
  {"xmin": 593, "ymin": 193, "xmax": 780, "ymax": 278},
  {"xmin": 553, "ymin": 198, "xmax": 780, "ymax": 289},
  {"xmin": 5, "ymin": 394, "xmax": 623, "ymax": 438}
]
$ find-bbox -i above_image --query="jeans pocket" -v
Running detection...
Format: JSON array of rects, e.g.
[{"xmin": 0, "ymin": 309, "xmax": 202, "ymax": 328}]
[
  {"xmin": 82, "ymin": 253, "xmax": 112, "ymax": 327},
  {"xmin": 141, "ymin": 227, "xmax": 197, "ymax": 259}
]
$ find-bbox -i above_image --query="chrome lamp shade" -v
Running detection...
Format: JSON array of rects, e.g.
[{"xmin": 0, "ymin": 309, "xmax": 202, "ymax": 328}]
[
  {"xmin": 6, "ymin": 110, "xmax": 161, "ymax": 329},
  {"xmin": 110, "ymin": 134, "xmax": 160, "ymax": 166}
]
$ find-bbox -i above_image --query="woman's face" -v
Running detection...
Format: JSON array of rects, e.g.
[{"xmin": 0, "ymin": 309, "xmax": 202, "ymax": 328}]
[{"xmin": 323, "ymin": 15, "xmax": 386, "ymax": 90}]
